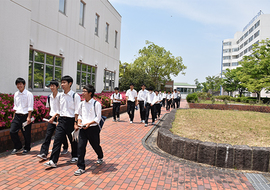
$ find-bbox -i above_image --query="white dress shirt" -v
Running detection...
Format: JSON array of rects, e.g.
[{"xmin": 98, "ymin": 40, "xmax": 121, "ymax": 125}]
[
  {"xmin": 126, "ymin": 89, "xmax": 137, "ymax": 102},
  {"xmin": 59, "ymin": 90, "xmax": 81, "ymax": 117},
  {"xmin": 145, "ymin": 92, "xmax": 155, "ymax": 105},
  {"xmin": 46, "ymin": 92, "xmax": 60, "ymax": 117},
  {"xmin": 163, "ymin": 93, "xmax": 167, "ymax": 99},
  {"xmin": 137, "ymin": 89, "xmax": 148, "ymax": 101},
  {"xmin": 110, "ymin": 93, "xmax": 122, "ymax": 103},
  {"xmin": 78, "ymin": 98, "xmax": 102, "ymax": 126},
  {"xmin": 13, "ymin": 89, "xmax": 34, "ymax": 114},
  {"xmin": 153, "ymin": 94, "xmax": 161, "ymax": 104},
  {"xmin": 173, "ymin": 92, "xmax": 178, "ymax": 99},
  {"xmin": 167, "ymin": 94, "xmax": 172, "ymax": 100}
]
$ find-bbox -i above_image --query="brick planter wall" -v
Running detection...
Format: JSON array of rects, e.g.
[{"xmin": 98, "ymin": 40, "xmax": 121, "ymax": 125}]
[
  {"xmin": 0, "ymin": 105, "xmax": 127, "ymax": 153},
  {"xmin": 157, "ymin": 108, "xmax": 270, "ymax": 172}
]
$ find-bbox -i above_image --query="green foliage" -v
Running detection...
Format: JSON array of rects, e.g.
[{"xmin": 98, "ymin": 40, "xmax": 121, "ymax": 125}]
[
  {"xmin": 133, "ymin": 41, "xmax": 186, "ymax": 88},
  {"xmin": 211, "ymin": 96, "xmax": 215, "ymax": 104},
  {"xmin": 186, "ymin": 93, "xmax": 198, "ymax": 103},
  {"xmin": 215, "ymin": 95, "xmax": 231, "ymax": 101},
  {"xmin": 239, "ymin": 39, "xmax": 270, "ymax": 101},
  {"xmin": 202, "ymin": 75, "xmax": 222, "ymax": 94}
]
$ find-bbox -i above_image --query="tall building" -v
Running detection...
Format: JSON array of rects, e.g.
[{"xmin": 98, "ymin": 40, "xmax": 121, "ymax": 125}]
[
  {"xmin": 0, "ymin": 0, "xmax": 121, "ymax": 95},
  {"xmin": 221, "ymin": 11, "xmax": 270, "ymax": 96}
]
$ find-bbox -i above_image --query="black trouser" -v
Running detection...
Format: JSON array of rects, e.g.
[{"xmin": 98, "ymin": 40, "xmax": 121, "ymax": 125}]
[
  {"xmin": 162, "ymin": 98, "xmax": 166, "ymax": 107},
  {"xmin": 113, "ymin": 103, "xmax": 120, "ymax": 120},
  {"xmin": 145, "ymin": 103, "xmax": 155, "ymax": 124},
  {"xmin": 139, "ymin": 101, "xmax": 146, "ymax": 121},
  {"xmin": 166, "ymin": 100, "xmax": 172, "ymax": 110},
  {"xmin": 155, "ymin": 104, "xmax": 161, "ymax": 118},
  {"xmin": 127, "ymin": 101, "xmax": 135, "ymax": 122},
  {"xmin": 178, "ymin": 98, "xmax": 181, "ymax": 108},
  {"xmin": 50, "ymin": 117, "xmax": 77, "ymax": 163},
  {"xmin": 10, "ymin": 114, "xmax": 32, "ymax": 151},
  {"xmin": 77, "ymin": 125, "xmax": 103, "ymax": 170},
  {"xmin": 39, "ymin": 116, "xmax": 68, "ymax": 156},
  {"xmin": 173, "ymin": 98, "xmax": 179, "ymax": 109}
]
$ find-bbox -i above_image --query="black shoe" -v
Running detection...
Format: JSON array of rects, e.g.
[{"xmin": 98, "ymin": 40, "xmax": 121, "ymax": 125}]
[
  {"xmin": 22, "ymin": 150, "xmax": 29, "ymax": 155},
  {"xmin": 11, "ymin": 148, "xmax": 22, "ymax": 155}
]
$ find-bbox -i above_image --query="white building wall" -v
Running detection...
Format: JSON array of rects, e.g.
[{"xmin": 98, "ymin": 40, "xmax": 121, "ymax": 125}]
[{"xmin": 0, "ymin": 0, "xmax": 121, "ymax": 95}]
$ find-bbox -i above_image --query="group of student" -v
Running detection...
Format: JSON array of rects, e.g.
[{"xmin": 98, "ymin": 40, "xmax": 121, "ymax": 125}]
[
  {"xmin": 9, "ymin": 78, "xmax": 181, "ymax": 176},
  {"xmin": 10, "ymin": 76, "xmax": 103, "ymax": 176},
  {"xmin": 113, "ymin": 83, "xmax": 181, "ymax": 127}
]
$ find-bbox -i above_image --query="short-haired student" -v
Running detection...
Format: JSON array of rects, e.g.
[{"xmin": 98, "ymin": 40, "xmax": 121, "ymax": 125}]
[
  {"xmin": 74, "ymin": 85, "xmax": 104, "ymax": 176},
  {"xmin": 44, "ymin": 75, "xmax": 80, "ymax": 168},
  {"xmin": 110, "ymin": 87, "xmax": 122, "ymax": 122},
  {"xmin": 37, "ymin": 80, "xmax": 69, "ymax": 160},
  {"xmin": 10, "ymin": 77, "xmax": 34, "ymax": 154}
]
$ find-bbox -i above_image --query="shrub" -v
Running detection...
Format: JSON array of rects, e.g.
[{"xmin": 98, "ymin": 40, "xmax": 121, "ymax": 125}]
[{"xmin": 186, "ymin": 93, "xmax": 198, "ymax": 103}]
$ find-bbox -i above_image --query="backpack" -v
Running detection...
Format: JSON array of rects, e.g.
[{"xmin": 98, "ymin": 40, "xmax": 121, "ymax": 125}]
[{"xmin": 93, "ymin": 100, "xmax": 107, "ymax": 130}]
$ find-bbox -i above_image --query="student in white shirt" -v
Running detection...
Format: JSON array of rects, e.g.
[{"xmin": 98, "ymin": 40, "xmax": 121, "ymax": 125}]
[
  {"xmin": 74, "ymin": 84, "xmax": 103, "ymax": 176},
  {"xmin": 10, "ymin": 78, "xmax": 34, "ymax": 155},
  {"xmin": 37, "ymin": 80, "xmax": 68, "ymax": 160},
  {"xmin": 177, "ymin": 91, "xmax": 181, "ymax": 108},
  {"xmin": 144, "ymin": 86, "xmax": 155, "ymax": 127},
  {"xmin": 110, "ymin": 87, "xmax": 122, "ymax": 122},
  {"xmin": 44, "ymin": 75, "xmax": 81, "ymax": 168},
  {"xmin": 137, "ymin": 84, "xmax": 148, "ymax": 123},
  {"xmin": 155, "ymin": 90, "xmax": 163, "ymax": 118},
  {"xmin": 166, "ymin": 91, "xmax": 172, "ymax": 111},
  {"xmin": 172, "ymin": 89, "xmax": 179, "ymax": 109},
  {"xmin": 125, "ymin": 83, "xmax": 138, "ymax": 124},
  {"xmin": 162, "ymin": 91, "xmax": 167, "ymax": 107}
]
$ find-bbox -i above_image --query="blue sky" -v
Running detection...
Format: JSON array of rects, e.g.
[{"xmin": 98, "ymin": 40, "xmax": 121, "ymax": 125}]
[{"xmin": 109, "ymin": 0, "xmax": 270, "ymax": 85}]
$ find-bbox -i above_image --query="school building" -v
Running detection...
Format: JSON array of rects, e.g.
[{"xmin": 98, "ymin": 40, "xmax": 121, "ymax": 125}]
[
  {"xmin": 0, "ymin": 0, "xmax": 121, "ymax": 95},
  {"xmin": 221, "ymin": 11, "xmax": 270, "ymax": 97}
]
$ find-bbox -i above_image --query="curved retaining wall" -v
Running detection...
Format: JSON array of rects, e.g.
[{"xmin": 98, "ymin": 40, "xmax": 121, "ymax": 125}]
[{"xmin": 157, "ymin": 109, "xmax": 270, "ymax": 172}]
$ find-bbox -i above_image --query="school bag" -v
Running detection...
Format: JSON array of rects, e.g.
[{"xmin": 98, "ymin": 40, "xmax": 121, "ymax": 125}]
[{"xmin": 93, "ymin": 100, "xmax": 107, "ymax": 130}]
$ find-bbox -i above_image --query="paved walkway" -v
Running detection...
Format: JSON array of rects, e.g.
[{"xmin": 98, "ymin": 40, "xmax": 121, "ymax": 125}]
[{"xmin": 0, "ymin": 100, "xmax": 259, "ymax": 189}]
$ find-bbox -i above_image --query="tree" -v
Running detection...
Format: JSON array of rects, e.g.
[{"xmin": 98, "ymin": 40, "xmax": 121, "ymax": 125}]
[
  {"xmin": 203, "ymin": 76, "xmax": 222, "ymax": 95},
  {"xmin": 133, "ymin": 41, "xmax": 186, "ymax": 88},
  {"xmin": 239, "ymin": 39, "xmax": 270, "ymax": 101},
  {"xmin": 194, "ymin": 78, "xmax": 202, "ymax": 91}
]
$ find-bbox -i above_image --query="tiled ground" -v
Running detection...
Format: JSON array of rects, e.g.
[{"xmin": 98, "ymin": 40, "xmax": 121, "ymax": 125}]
[{"xmin": 0, "ymin": 100, "xmax": 256, "ymax": 189}]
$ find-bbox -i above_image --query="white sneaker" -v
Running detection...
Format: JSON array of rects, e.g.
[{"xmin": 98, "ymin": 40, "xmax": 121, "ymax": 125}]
[
  {"xmin": 141, "ymin": 120, "xmax": 143, "ymax": 123},
  {"xmin": 117, "ymin": 118, "xmax": 120, "ymax": 122},
  {"xmin": 130, "ymin": 121, "xmax": 133, "ymax": 124},
  {"xmin": 145, "ymin": 124, "xmax": 148, "ymax": 127},
  {"xmin": 70, "ymin": 157, "xmax": 78, "ymax": 164},
  {"xmin": 74, "ymin": 168, "xmax": 85, "ymax": 176},
  {"xmin": 96, "ymin": 158, "xmax": 104, "ymax": 165},
  {"xmin": 142, "ymin": 120, "xmax": 145, "ymax": 123},
  {"xmin": 44, "ymin": 160, "xmax": 57, "ymax": 168}
]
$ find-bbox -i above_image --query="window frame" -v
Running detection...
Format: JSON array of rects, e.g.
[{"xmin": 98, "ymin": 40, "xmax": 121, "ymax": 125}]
[
  {"xmin": 79, "ymin": 1, "xmax": 85, "ymax": 26},
  {"xmin": 103, "ymin": 69, "xmax": 115, "ymax": 91},
  {"xmin": 76, "ymin": 62, "xmax": 96, "ymax": 92},
  {"xmin": 95, "ymin": 14, "xmax": 100, "ymax": 36},
  {"xmin": 105, "ymin": 23, "xmax": 109, "ymax": 43},
  {"xmin": 114, "ymin": 30, "xmax": 118, "ymax": 48},
  {"xmin": 59, "ymin": 0, "xmax": 66, "ymax": 15}
]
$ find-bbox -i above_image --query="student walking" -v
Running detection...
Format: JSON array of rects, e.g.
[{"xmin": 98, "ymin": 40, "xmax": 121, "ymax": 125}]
[
  {"xmin": 10, "ymin": 78, "xmax": 34, "ymax": 154},
  {"xmin": 110, "ymin": 87, "xmax": 122, "ymax": 122},
  {"xmin": 154, "ymin": 90, "xmax": 162, "ymax": 118},
  {"xmin": 37, "ymin": 80, "xmax": 68, "ymax": 160},
  {"xmin": 166, "ymin": 91, "xmax": 172, "ymax": 111},
  {"xmin": 137, "ymin": 84, "xmax": 148, "ymax": 123},
  {"xmin": 125, "ymin": 83, "xmax": 137, "ymax": 124},
  {"xmin": 177, "ymin": 91, "xmax": 181, "ymax": 108},
  {"xmin": 162, "ymin": 91, "xmax": 167, "ymax": 107},
  {"xmin": 74, "ymin": 85, "xmax": 104, "ymax": 176},
  {"xmin": 172, "ymin": 89, "xmax": 179, "ymax": 109},
  {"xmin": 144, "ymin": 87, "xmax": 155, "ymax": 127},
  {"xmin": 44, "ymin": 75, "xmax": 81, "ymax": 168}
]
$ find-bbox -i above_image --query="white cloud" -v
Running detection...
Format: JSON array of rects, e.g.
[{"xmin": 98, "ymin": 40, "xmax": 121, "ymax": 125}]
[{"xmin": 110, "ymin": 0, "xmax": 270, "ymax": 29}]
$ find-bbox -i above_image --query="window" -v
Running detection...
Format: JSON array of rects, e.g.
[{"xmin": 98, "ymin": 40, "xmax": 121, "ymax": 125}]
[
  {"xmin": 249, "ymin": 26, "xmax": 254, "ymax": 34},
  {"xmin": 254, "ymin": 20, "xmax": 260, "ymax": 28},
  {"xmin": 232, "ymin": 62, "xmax": 238, "ymax": 66},
  {"xmin": 115, "ymin": 31, "xmax": 118, "ymax": 48},
  {"xmin": 244, "ymin": 40, "xmax": 248, "ymax": 46},
  {"xmin": 240, "ymin": 52, "xmax": 243, "ymax": 57},
  {"xmin": 28, "ymin": 49, "xmax": 63, "ymax": 90},
  {"xmin": 249, "ymin": 35, "xmax": 253, "ymax": 42},
  {"xmin": 223, "ymin": 56, "xmax": 231, "ymax": 60},
  {"xmin": 79, "ymin": 1, "xmax": 85, "ymax": 26},
  {"xmin": 232, "ymin": 48, "xmax": 239, "ymax": 52},
  {"xmin": 76, "ymin": 63, "xmax": 96, "ymax": 91},
  {"xmin": 223, "ymin": 42, "xmax": 231, "ymax": 46},
  {"xmin": 236, "ymin": 40, "xmax": 239, "ymax": 44},
  {"xmin": 59, "ymin": 0, "xmax": 66, "ymax": 14},
  {"xmin": 254, "ymin": 30, "xmax": 260, "ymax": 38},
  {"xmin": 240, "ymin": 44, "xmax": 243, "ymax": 49},
  {"xmin": 244, "ymin": 49, "xmax": 248, "ymax": 54},
  {"xmin": 105, "ymin": 23, "xmax": 109, "ymax": 42},
  {"xmin": 244, "ymin": 31, "xmax": 248, "ymax": 38},
  {"xmin": 248, "ymin": 45, "xmax": 253, "ymax": 51},
  {"xmin": 95, "ymin": 14, "xmax": 99, "ymax": 36},
  {"xmin": 103, "ymin": 70, "xmax": 115, "ymax": 91},
  {"xmin": 223, "ymin": 63, "xmax": 230, "ymax": 67},
  {"xmin": 223, "ymin": 49, "xmax": 231, "ymax": 53}
]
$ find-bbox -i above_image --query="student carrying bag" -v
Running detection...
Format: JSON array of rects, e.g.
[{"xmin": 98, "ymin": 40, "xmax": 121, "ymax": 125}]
[{"xmin": 94, "ymin": 100, "xmax": 107, "ymax": 130}]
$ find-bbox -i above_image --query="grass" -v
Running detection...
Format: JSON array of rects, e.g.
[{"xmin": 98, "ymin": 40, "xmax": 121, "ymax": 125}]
[
  {"xmin": 198, "ymin": 100, "xmax": 269, "ymax": 106},
  {"xmin": 171, "ymin": 109, "xmax": 270, "ymax": 147}
]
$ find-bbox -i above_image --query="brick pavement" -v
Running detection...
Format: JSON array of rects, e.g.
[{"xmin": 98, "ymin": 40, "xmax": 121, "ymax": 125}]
[{"xmin": 0, "ymin": 100, "xmax": 256, "ymax": 189}]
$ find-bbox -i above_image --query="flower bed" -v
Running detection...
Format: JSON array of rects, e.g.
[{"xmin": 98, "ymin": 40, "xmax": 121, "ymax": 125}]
[{"xmin": 0, "ymin": 91, "xmax": 126, "ymax": 129}]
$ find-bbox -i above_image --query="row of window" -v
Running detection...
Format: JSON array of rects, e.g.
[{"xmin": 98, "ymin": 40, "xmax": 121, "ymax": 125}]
[
  {"xmin": 28, "ymin": 49, "xmax": 115, "ymax": 91},
  {"xmin": 237, "ymin": 20, "xmax": 260, "ymax": 44},
  {"xmin": 223, "ymin": 62, "xmax": 239, "ymax": 67},
  {"xmin": 59, "ymin": 0, "xmax": 118, "ymax": 48}
]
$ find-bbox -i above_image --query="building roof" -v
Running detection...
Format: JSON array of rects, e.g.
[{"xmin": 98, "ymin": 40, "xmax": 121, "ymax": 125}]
[{"xmin": 174, "ymin": 82, "xmax": 195, "ymax": 87}]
